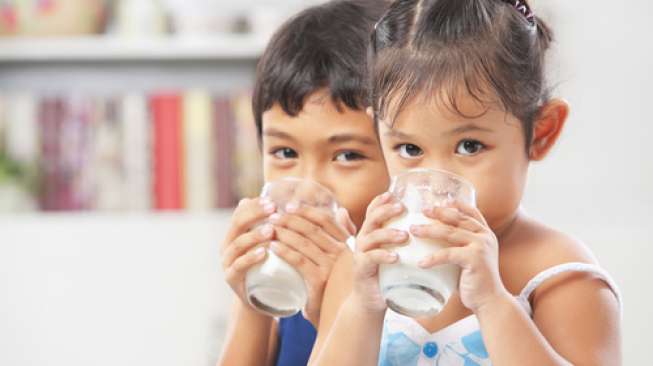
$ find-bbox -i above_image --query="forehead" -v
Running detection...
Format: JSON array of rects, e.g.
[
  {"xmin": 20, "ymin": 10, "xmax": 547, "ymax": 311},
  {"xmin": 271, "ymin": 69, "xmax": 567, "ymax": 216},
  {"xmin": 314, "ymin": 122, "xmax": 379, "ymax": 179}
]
[
  {"xmin": 262, "ymin": 92, "xmax": 375, "ymax": 140},
  {"xmin": 382, "ymin": 91, "xmax": 520, "ymax": 136}
]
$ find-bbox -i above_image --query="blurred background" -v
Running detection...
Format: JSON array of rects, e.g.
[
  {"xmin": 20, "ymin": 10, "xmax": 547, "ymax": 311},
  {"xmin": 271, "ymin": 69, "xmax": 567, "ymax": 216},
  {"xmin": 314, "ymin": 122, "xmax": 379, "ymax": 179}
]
[{"xmin": 0, "ymin": 0, "xmax": 650, "ymax": 365}]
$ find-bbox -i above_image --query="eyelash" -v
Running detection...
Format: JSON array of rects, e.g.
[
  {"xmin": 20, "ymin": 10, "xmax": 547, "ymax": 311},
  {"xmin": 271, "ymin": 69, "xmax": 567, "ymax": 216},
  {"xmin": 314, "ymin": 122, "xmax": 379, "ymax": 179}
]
[
  {"xmin": 455, "ymin": 139, "xmax": 485, "ymax": 156},
  {"xmin": 270, "ymin": 147, "xmax": 297, "ymax": 159},
  {"xmin": 393, "ymin": 140, "xmax": 486, "ymax": 159},
  {"xmin": 394, "ymin": 143, "xmax": 423, "ymax": 159},
  {"xmin": 270, "ymin": 148, "xmax": 366, "ymax": 162},
  {"xmin": 334, "ymin": 151, "xmax": 366, "ymax": 163}
]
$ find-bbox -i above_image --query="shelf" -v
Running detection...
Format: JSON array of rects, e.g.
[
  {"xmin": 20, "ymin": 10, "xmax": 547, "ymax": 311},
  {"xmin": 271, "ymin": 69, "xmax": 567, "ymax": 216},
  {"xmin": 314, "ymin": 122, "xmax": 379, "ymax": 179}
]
[{"xmin": 0, "ymin": 34, "xmax": 268, "ymax": 62}]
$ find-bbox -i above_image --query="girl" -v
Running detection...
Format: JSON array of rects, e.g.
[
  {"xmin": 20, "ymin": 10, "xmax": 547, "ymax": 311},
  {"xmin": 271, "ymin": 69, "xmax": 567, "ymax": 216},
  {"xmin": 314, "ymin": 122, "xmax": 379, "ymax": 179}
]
[{"xmin": 309, "ymin": 0, "xmax": 622, "ymax": 365}]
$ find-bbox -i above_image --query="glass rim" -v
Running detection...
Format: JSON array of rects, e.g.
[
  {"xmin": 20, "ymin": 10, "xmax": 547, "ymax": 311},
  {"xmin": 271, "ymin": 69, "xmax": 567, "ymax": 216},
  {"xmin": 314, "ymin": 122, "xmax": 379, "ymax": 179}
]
[
  {"xmin": 389, "ymin": 168, "xmax": 476, "ymax": 194},
  {"xmin": 260, "ymin": 176, "xmax": 337, "ymax": 202}
]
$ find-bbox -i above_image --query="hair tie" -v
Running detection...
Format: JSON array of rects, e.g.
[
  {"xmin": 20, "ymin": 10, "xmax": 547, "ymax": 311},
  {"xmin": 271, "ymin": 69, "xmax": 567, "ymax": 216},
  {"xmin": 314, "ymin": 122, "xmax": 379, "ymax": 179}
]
[{"xmin": 503, "ymin": 0, "xmax": 536, "ymax": 27}]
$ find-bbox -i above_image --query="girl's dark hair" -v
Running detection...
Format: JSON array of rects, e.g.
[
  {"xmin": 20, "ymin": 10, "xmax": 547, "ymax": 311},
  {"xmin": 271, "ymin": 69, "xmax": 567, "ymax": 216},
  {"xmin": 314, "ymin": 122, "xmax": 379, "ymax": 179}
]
[
  {"xmin": 370, "ymin": 0, "xmax": 553, "ymax": 150},
  {"xmin": 253, "ymin": 0, "xmax": 388, "ymax": 139}
]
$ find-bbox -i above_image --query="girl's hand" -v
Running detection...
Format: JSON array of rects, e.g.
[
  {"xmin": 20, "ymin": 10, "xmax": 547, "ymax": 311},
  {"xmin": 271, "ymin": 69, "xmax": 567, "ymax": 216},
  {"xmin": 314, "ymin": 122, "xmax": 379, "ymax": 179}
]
[
  {"xmin": 352, "ymin": 193, "xmax": 409, "ymax": 314},
  {"xmin": 268, "ymin": 204, "xmax": 354, "ymax": 326},
  {"xmin": 411, "ymin": 201, "xmax": 509, "ymax": 313},
  {"xmin": 220, "ymin": 198, "xmax": 276, "ymax": 307}
]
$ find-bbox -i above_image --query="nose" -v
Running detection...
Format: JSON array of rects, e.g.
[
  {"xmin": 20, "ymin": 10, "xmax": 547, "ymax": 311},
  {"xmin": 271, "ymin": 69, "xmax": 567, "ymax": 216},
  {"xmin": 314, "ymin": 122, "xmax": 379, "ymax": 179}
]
[{"xmin": 299, "ymin": 163, "xmax": 336, "ymax": 195}]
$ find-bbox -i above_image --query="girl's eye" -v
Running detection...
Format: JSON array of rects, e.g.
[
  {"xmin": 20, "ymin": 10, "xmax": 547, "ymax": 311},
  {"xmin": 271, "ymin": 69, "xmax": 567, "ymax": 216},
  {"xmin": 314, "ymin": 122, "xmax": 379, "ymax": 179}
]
[
  {"xmin": 396, "ymin": 144, "xmax": 423, "ymax": 159},
  {"xmin": 334, "ymin": 151, "xmax": 365, "ymax": 162},
  {"xmin": 272, "ymin": 147, "xmax": 298, "ymax": 159},
  {"xmin": 455, "ymin": 140, "xmax": 485, "ymax": 156}
]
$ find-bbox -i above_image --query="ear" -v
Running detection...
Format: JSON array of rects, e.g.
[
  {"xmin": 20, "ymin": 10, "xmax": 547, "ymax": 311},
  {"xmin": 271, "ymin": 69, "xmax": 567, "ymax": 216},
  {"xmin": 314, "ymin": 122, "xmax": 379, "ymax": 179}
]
[{"xmin": 529, "ymin": 98, "xmax": 570, "ymax": 161}]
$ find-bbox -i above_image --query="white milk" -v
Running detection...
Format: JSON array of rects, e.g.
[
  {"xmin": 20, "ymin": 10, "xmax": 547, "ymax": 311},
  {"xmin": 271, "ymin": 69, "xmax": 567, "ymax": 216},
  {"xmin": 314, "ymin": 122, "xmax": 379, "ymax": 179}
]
[
  {"xmin": 245, "ymin": 247, "xmax": 307, "ymax": 317},
  {"xmin": 379, "ymin": 185, "xmax": 461, "ymax": 317}
]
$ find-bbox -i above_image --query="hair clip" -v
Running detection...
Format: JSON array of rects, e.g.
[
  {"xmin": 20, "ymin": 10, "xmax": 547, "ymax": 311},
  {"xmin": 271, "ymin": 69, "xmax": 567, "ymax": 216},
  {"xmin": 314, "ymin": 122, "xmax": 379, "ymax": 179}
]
[{"xmin": 504, "ymin": 0, "xmax": 536, "ymax": 27}]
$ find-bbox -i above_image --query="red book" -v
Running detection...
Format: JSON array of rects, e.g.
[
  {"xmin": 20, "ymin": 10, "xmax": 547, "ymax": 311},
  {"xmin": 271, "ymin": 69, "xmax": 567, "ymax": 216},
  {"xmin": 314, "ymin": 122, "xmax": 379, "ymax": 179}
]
[
  {"xmin": 214, "ymin": 96, "xmax": 236, "ymax": 209},
  {"xmin": 151, "ymin": 93, "xmax": 184, "ymax": 210}
]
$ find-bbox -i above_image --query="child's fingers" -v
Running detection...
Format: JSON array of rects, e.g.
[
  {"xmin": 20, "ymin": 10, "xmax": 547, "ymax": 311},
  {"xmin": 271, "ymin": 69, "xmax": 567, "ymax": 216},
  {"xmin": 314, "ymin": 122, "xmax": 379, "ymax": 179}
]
[
  {"xmin": 336, "ymin": 207, "xmax": 357, "ymax": 236},
  {"xmin": 270, "ymin": 241, "xmax": 327, "ymax": 283},
  {"xmin": 365, "ymin": 192, "xmax": 393, "ymax": 216},
  {"xmin": 221, "ymin": 225, "xmax": 274, "ymax": 269},
  {"xmin": 364, "ymin": 249, "xmax": 400, "ymax": 265},
  {"xmin": 270, "ymin": 212, "xmax": 345, "ymax": 255},
  {"xmin": 356, "ymin": 228, "xmax": 409, "ymax": 252},
  {"xmin": 452, "ymin": 201, "xmax": 488, "ymax": 227},
  {"xmin": 273, "ymin": 226, "xmax": 330, "ymax": 269},
  {"xmin": 359, "ymin": 202, "xmax": 405, "ymax": 235},
  {"xmin": 423, "ymin": 206, "xmax": 485, "ymax": 234},
  {"xmin": 224, "ymin": 246, "xmax": 267, "ymax": 285},
  {"xmin": 286, "ymin": 203, "xmax": 349, "ymax": 242},
  {"xmin": 225, "ymin": 198, "xmax": 276, "ymax": 243},
  {"xmin": 417, "ymin": 246, "xmax": 467, "ymax": 269},
  {"xmin": 409, "ymin": 222, "xmax": 475, "ymax": 247},
  {"xmin": 354, "ymin": 249, "xmax": 399, "ymax": 278}
]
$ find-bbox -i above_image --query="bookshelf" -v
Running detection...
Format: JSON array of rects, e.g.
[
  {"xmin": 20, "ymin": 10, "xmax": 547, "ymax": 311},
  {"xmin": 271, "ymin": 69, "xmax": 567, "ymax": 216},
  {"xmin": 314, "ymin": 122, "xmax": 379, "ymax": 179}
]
[{"xmin": 0, "ymin": 34, "xmax": 268, "ymax": 62}]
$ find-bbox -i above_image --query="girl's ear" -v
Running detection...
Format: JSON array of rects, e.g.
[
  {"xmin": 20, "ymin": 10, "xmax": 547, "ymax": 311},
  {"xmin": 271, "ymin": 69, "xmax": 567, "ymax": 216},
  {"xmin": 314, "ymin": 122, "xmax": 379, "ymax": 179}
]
[{"xmin": 529, "ymin": 98, "xmax": 570, "ymax": 161}]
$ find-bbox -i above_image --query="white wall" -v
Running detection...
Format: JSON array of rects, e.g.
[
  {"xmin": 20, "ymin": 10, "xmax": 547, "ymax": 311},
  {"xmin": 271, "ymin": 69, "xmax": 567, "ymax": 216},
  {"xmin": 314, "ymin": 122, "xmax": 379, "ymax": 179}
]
[
  {"xmin": 523, "ymin": 1, "xmax": 653, "ymax": 364},
  {"xmin": 0, "ymin": 213, "xmax": 234, "ymax": 366},
  {"xmin": 0, "ymin": 1, "xmax": 650, "ymax": 365}
]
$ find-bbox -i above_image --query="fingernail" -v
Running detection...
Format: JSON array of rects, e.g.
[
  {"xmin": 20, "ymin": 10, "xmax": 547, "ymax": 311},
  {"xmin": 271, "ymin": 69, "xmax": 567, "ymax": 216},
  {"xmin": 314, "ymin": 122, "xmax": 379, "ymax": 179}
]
[
  {"xmin": 270, "ymin": 241, "xmax": 281, "ymax": 252},
  {"xmin": 387, "ymin": 251, "xmax": 398, "ymax": 261},
  {"xmin": 395, "ymin": 230, "xmax": 408, "ymax": 240},
  {"xmin": 263, "ymin": 202, "xmax": 276, "ymax": 214},
  {"xmin": 418, "ymin": 258, "xmax": 431, "ymax": 268},
  {"xmin": 255, "ymin": 247, "xmax": 266, "ymax": 256},
  {"xmin": 260, "ymin": 225, "xmax": 274, "ymax": 238},
  {"xmin": 269, "ymin": 213, "xmax": 281, "ymax": 222},
  {"xmin": 286, "ymin": 202, "xmax": 299, "ymax": 213},
  {"xmin": 381, "ymin": 192, "xmax": 391, "ymax": 202},
  {"xmin": 393, "ymin": 203, "xmax": 403, "ymax": 212},
  {"xmin": 410, "ymin": 225, "xmax": 422, "ymax": 235}
]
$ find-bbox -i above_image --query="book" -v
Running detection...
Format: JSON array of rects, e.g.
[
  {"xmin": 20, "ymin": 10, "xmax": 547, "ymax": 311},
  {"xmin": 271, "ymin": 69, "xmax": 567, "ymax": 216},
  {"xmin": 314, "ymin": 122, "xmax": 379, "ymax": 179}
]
[
  {"xmin": 93, "ymin": 96, "xmax": 123, "ymax": 210},
  {"xmin": 232, "ymin": 92, "xmax": 262, "ymax": 201},
  {"xmin": 151, "ymin": 92, "xmax": 184, "ymax": 210},
  {"xmin": 214, "ymin": 95, "xmax": 236, "ymax": 209},
  {"xmin": 183, "ymin": 89, "xmax": 214, "ymax": 211},
  {"xmin": 120, "ymin": 92, "xmax": 152, "ymax": 211}
]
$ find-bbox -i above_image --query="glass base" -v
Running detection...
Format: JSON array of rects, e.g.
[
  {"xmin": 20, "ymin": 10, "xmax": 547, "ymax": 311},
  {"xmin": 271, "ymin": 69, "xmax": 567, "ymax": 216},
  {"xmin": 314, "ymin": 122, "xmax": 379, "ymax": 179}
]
[
  {"xmin": 247, "ymin": 285, "xmax": 304, "ymax": 318},
  {"xmin": 383, "ymin": 283, "xmax": 446, "ymax": 317}
]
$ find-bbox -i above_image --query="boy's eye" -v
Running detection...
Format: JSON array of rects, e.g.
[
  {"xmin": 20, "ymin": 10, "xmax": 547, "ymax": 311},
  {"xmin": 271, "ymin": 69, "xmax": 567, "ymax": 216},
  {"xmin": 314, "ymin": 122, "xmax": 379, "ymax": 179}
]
[
  {"xmin": 271, "ymin": 147, "xmax": 298, "ymax": 159},
  {"xmin": 334, "ymin": 151, "xmax": 365, "ymax": 162},
  {"xmin": 455, "ymin": 140, "xmax": 485, "ymax": 156},
  {"xmin": 396, "ymin": 144, "xmax": 423, "ymax": 159}
]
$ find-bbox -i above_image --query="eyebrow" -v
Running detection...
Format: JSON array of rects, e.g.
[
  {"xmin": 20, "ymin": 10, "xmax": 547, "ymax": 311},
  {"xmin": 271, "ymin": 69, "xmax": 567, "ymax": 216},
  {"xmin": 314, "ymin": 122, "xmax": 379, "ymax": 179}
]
[
  {"xmin": 444, "ymin": 124, "xmax": 493, "ymax": 136},
  {"xmin": 328, "ymin": 134, "xmax": 377, "ymax": 146},
  {"xmin": 384, "ymin": 129, "xmax": 416, "ymax": 140},
  {"xmin": 263, "ymin": 128, "xmax": 297, "ymax": 142}
]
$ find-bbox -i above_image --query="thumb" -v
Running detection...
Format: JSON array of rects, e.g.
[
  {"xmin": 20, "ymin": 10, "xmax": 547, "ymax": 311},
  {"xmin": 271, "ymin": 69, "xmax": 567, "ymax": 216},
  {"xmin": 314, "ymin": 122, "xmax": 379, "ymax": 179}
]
[{"xmin": 336, "ymin": 207, "xmax": 357, "ymax": 236}]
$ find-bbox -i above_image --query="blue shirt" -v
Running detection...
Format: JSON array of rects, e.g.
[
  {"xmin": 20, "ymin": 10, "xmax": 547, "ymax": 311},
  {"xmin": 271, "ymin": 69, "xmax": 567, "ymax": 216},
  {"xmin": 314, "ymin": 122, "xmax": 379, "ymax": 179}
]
[{"xmin": 275, "ymin": 313, "xmax": 317, "ymax": 366}]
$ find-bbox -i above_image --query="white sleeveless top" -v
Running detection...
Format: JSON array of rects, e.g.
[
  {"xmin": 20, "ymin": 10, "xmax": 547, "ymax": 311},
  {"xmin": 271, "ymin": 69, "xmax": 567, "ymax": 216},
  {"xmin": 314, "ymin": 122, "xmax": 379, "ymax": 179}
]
[{"xmin": 378, "ymin": 262, "xmax": 622, "ymax": 366}]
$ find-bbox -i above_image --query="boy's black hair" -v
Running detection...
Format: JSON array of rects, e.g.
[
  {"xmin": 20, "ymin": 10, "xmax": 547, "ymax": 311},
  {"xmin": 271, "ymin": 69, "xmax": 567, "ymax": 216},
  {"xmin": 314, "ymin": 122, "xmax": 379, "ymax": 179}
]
[
  {"xmin": 370, "ymin": 0, "xmax": 554, "ymax": 152},
  {"xmin": 252, "ymin": 0, "xmax": 388, "ymax": 138}
]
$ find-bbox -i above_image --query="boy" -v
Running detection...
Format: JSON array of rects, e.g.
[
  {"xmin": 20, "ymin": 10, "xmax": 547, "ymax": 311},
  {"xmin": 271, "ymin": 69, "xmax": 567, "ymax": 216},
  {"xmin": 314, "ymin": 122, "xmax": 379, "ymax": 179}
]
[{"xmin": 218, "ymin": 1, "xmax": 388, "ymax": 365}]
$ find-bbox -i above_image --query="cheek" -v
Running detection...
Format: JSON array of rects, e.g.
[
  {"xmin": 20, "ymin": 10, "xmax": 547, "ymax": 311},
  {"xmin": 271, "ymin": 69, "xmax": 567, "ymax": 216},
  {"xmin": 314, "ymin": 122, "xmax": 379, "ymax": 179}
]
[
  {"xmin": 332, "ymin": 169, "xmax": 390, "ymax": 230},
  {"xmin": 473, "ymin": 158, "xmax": 528, "ymax": 230}
]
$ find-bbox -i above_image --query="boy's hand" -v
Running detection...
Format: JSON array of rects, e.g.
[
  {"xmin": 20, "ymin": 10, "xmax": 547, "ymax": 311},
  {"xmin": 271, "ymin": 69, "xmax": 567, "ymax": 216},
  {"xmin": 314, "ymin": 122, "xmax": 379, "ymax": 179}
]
[
  {"xmin": 412, "ymin": 201, "xmax": 508, "ymax": 313},
  {"xmin": 351, "ymin": 193, "xmax": 409, "ymax": 314},
  {"xmin": 221, "ymin": 197, "xmax": 276, "ymax": 307},
  {"xmin": 268, "ymin": 204, "xmax": 354, "ymax": 326}
]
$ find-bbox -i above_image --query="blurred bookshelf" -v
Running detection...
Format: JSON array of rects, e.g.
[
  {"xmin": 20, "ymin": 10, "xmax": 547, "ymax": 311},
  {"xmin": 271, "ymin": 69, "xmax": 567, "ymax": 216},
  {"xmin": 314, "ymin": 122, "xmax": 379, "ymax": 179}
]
[
  {"xmin": 0, "ymin": 35, "xmax": 267, "ymax": 62},
  {"xmin": 0, "ymin": 1, "xmax": 273, "ymax": 217}
]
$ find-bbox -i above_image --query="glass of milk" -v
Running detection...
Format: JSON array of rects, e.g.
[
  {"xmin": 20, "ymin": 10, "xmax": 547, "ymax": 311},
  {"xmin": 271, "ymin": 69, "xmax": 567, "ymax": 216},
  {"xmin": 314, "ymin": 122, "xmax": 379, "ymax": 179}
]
[
  {"xmin": 245, "ymin": 177, "xmax": 339, "ymax": 317},
  {"xmin": 379, "ymin": 168, "xmax": 476, "ymax": 317}
]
